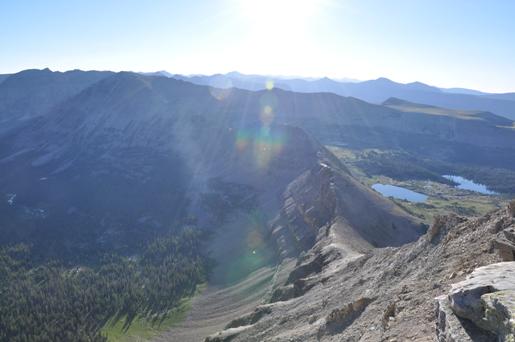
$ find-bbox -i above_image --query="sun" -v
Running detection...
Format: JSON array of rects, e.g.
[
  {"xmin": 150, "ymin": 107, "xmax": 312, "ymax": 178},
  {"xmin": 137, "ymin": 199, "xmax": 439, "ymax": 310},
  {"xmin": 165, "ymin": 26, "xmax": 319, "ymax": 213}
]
[
  {"xmin": 235, "ymin": 0, "xmax": 321, "ymax": 31},
  {"xmin": 226, "ymin": 0, "xmax": 331, "ymax": 76}
]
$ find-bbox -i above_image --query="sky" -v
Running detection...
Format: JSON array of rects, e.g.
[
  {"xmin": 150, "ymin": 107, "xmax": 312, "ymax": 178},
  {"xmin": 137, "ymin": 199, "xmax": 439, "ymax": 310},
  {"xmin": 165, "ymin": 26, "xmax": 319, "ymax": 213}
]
[{"xmin": 1, "ymin": 0, "xmax": 515, "ymax": 93}]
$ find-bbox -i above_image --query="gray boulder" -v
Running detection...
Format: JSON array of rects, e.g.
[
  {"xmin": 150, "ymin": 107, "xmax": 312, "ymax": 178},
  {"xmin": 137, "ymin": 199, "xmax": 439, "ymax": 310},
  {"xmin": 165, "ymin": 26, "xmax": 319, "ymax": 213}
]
[{"xmin": 441, "ymin": 262, "xmax": 515, "ymax": 341}]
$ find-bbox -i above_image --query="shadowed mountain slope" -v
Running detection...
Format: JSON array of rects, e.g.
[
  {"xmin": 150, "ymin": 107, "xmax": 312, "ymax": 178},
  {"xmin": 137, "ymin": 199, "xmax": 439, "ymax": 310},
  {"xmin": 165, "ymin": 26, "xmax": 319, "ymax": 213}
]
[
  {"xmin": 1, "ymin": 70, "xmax": 514, "ymax": 341},
  {"xmin": 0, "ymin": 74, "xmax": 10, "ymax": 85},
  {"xmin": 0, "ymin": 72, "xmax": 423, "ymax": 261},
  {"xmin": 165, "ymin": 74, "xmax": 515, "ymax": 169},
  {"xmin": 174, "ymin": 72, "xmax": 515, "ymax": 120},
  {"xmin": 383, "ymin": 97, "xmax": 513, "ymax": 126},
  {"xmin": 0, "ymin": 68, "xmax": 112, "ymax": 136},
  {"xmin": 3, "ymin": 71, "xmax": 514, "ymax": 167}
]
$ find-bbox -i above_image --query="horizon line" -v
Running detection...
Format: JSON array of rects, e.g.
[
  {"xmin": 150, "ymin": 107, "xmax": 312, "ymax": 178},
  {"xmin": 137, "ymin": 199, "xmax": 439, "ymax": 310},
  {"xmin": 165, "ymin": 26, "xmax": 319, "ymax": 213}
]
[{"xmin": 1, "ymin": 67, "xmax": 513, "ymax": 95}]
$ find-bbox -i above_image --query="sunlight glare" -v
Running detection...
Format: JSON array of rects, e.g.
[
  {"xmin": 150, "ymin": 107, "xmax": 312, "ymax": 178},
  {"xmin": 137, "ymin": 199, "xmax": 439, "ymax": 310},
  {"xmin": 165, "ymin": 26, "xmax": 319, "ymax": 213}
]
[
  {"xmin": 233, "ymin": 0, "xmax": 323, "ymax": 46},
  {"xmin": 226, "ymin": 0, "xmax": 333, "ymax": 77},
  {"xmin": 236, "ymin": 0, "xmax": 320, "ymax": 28}
]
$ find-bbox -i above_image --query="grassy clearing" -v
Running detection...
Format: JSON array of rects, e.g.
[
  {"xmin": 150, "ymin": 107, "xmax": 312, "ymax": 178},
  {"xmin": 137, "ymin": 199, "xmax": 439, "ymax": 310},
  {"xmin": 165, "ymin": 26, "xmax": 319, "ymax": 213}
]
[
  {"xmin": 392, "ymin": 196, "xmax": 499, "ymax": 224},
  {"xmin": 102, "ymin": 284, "xmax": 206, "ymax": 342},
  {"xmin": 327, "ymin": 145, "xmax": 503, "ymax": 224}
]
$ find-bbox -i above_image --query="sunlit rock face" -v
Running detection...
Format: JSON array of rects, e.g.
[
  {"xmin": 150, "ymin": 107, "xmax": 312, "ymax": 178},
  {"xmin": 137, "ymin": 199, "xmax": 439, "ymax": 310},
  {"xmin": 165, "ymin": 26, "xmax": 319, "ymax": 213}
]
[
  {"xmin": 269, "ymin": 158, "xmax": 423, "ymax": 258},
  {"xmin": 437, "ymin": 262, "xmax": 515, "ymax": 341}
]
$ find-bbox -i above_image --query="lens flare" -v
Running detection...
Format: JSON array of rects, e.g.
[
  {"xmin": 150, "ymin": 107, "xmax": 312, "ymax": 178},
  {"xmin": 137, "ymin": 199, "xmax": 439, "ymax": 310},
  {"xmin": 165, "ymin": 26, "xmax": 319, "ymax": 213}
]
[
  {"xmin": 265, "ymin": 80, "xmax": 274, "ymax": 90},
  {"xmin": 260, "ymin": 105, "xmax": 274, "ymax": 126},
  {"xmin": 235, "ymin": 126, "xmax": 285, "ymax": 170},
  {"xmin": 259, "ymin": 92, "xmax": 278, "ymax": 111},
  {"xmin": 234, "ymin": 89, "xmax": 285, "ymax": 169},
  {"xmin": 235, "ymin": 130, "xmax": 250, "ymax": 151},
  {"xmin": 209, "ymin": 86, "xmax": 232, "ymax": 100},
  {"xmin": 209, "ymin": 78, "xmax": 233, "ymax": 100},
  {"xmin": 247, "ymin": 228, "xmax": 264, "ymax": 250},
  {"xmin": 218, "ymin": 209, "xmax": 276, "ymax": 284}
]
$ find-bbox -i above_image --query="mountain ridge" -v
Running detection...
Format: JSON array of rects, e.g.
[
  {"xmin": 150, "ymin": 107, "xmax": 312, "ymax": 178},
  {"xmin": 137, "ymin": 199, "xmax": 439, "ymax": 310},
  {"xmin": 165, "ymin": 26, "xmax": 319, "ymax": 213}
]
[
  {"xmin": 165, "ymin": 71, "xmax": 515, "ymax": 120},
  {"xmin": 3, "ymin": 71, "xmax": 515, "ymax": 172},
  {"xmin": 0, "ymin": 68, "xmax": 514, "ymax": 341}
]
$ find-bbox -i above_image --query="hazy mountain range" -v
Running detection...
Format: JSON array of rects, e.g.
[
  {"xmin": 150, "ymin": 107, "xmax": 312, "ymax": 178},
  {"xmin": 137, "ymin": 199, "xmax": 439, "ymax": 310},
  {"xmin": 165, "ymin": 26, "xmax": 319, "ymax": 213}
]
[
  {"xmin": 2, "ymin": 69, "xmax": 515, "ymax": 120},
  {"xmin": 0, "ymin": 69, "xmax": 430, "ymax": 253},
  {"xmin": 1, "ymin": 68, "xmax": 514, "ymax": 251},
  {"xmin": 164, "ymin": 71, "xmax": 515, "ymax": 120},
  {"xmin": 1, "ymin": 68, "xmax": 514, "ymax": 341},
  {"xmin": 1, "ymin": 69, "xmax": 514, "ymax": 172}
]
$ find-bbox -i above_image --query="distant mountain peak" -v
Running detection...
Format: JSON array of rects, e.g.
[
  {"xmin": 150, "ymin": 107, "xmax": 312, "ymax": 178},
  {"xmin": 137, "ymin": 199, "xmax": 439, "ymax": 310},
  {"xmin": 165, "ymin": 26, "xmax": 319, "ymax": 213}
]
[
  {"xmin": 407, "ymin": 81, "xmax": 428, "ymax": 87},
  {"xmin": 226, "ymin": 71, "xmax": 244, "ymax": 77},
  {"xmin": 319, "ymin": 76, "xmax": 334, "ymax": 82},
  {"xmin": 375, "ymin": 77, "xmax": 394, "ymax": 83},
  {"xmin": 382, "ymin": 97, "xmax": 412, "ymax": 106},
  {"xmin": 139, "ymin": 70, "xmax": 173, "ymax": 78},
  {"xmin": 155, "ymin": 70, "xmax": 173, "ymax": 77},
  {"xmin": 406, "ymin": 81, "xmax": 440, "ymax": 92}
]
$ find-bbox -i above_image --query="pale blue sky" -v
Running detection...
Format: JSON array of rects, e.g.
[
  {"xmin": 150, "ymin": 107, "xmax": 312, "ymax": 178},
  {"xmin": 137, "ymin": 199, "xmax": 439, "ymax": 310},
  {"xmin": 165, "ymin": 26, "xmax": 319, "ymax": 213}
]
[{"xmin": 1, "ymin": 0, "xmax": 515, "ymax": 92}]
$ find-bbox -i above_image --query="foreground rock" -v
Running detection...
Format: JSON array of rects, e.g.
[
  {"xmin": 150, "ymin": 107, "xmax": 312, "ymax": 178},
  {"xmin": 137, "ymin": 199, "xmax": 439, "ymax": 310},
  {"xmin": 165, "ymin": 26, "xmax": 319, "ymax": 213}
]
[
  {"xmin": 495, "ymin": 226, "xmax": 515, "ymax": 261},
  {"xmin": 436, "ymin": 262, "xmax": 515, "ymax": 341},
  {"xmin": 201, "ymin": 202, "xmax": 515, "ymax": 341}
]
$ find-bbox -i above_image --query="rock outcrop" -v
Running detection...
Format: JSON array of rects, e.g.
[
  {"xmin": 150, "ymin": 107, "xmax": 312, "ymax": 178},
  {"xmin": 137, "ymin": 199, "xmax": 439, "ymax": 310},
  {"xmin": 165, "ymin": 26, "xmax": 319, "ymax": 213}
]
[
  {"xmin": 269, "ymin": 161, "xmax": 424, "ymax": 259},
  {"xmin": 490, "ymin": 204, "xmax": 515, "ymax": 261},
  {"xmin": 321, "ymin": 297, "xmax": 375, "ymax": 335},
  {"xmin": 436, "ymin": 295, "xmax": 495, "ymax": 342},
  {"xmin": 436, "ymin": 262, "xmax": 515, "ymax": 341},
  {"xmin": 201, "ymin": 203, "xmax": 513, "ymax": 341},
  {"xmin": 495, "ymin": 226, "xmax": 515, "ymax": 261}
]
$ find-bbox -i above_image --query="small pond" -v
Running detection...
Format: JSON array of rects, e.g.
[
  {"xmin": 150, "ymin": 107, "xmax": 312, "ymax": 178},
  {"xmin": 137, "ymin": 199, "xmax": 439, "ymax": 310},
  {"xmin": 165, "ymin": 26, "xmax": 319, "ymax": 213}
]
[
  {"xmin": 442, "ymin": 175, "xmax": 497, "ymax": 195},
  {"xmin": 371, "ymin": 183, "xmax": 428, "ymax": 203}
]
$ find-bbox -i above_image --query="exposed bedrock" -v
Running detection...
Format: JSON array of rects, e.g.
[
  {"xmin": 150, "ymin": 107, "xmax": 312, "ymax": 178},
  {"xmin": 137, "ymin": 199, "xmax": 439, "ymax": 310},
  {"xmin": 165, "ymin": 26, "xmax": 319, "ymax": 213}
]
[
  {"xmin": 269, "ymin": 161, "xmax": 424, "ymax": 259},
  {"xmin": 436, "ymin": 262, "xmax": 515, "ymax": 341}
]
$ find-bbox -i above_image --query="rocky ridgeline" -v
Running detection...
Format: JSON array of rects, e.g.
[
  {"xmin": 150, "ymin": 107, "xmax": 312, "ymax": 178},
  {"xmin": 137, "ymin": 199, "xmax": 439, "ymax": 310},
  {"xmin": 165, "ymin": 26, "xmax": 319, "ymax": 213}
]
[
  {"xmin": 269, "ymin": 163, "xmax": 339, "ymax": 259},
  {"xmin": 437, "ymin": 202, "xmax": 515, "ymax": 342},
  {"xmin": 269, "ymin": 160, "xmax": 422, "ymax": 259},
  {"xmin": 205, "ymin": 200, "xmax": 514, "ymax": 341}
]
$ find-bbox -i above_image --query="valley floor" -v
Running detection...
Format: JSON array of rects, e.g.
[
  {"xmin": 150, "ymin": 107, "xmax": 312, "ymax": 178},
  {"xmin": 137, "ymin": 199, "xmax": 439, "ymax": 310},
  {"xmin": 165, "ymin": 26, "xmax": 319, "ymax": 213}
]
[
  {"xmin": 326, "ymin": 145, "xmax": 506, "ymax": 222},
  {"xmin": 153, "ymin": 266, "xmax": 277, "ymax": 342}
]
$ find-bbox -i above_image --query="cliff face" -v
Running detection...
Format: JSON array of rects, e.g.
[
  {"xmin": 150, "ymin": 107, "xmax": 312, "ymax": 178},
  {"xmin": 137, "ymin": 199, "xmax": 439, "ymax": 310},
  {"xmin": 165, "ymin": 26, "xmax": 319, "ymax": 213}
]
[{"xmin": 270, "ymin": 160, "xmax": 423, "ymax": 259}]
